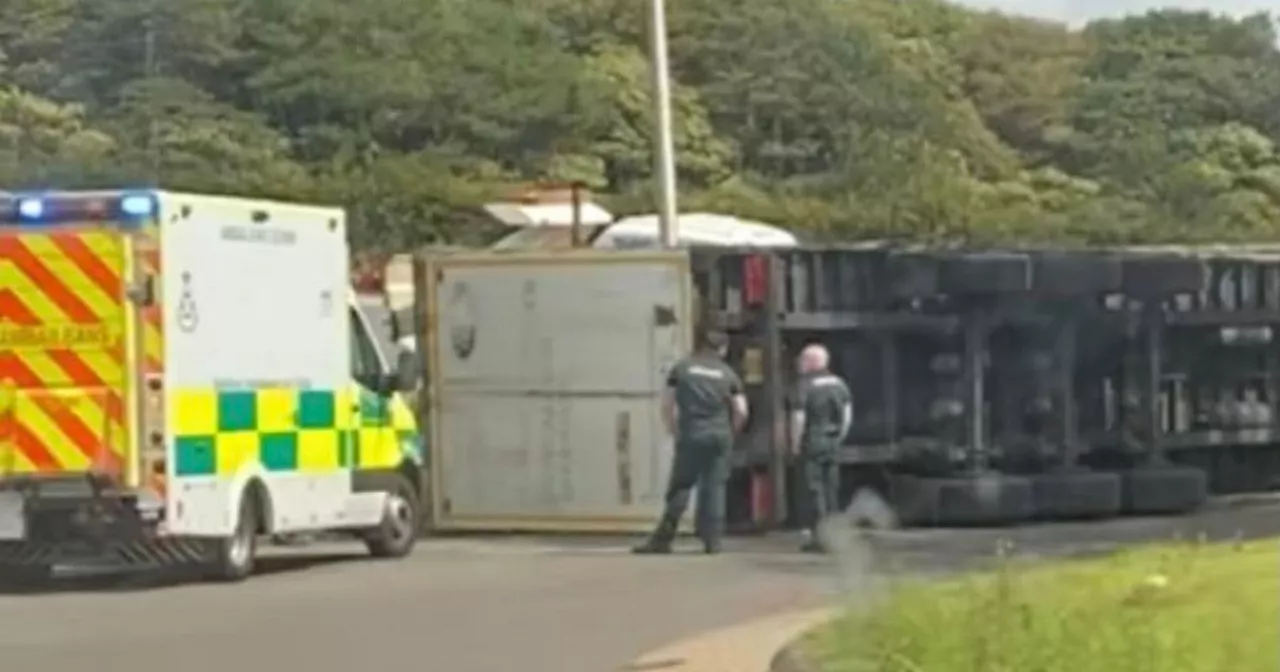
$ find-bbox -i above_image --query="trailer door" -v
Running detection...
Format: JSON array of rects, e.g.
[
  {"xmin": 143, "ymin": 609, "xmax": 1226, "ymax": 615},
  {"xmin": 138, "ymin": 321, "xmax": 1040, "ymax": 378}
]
[{"xmin": 425, "ymin": 251, "xmax": 691, "ymax": 532}]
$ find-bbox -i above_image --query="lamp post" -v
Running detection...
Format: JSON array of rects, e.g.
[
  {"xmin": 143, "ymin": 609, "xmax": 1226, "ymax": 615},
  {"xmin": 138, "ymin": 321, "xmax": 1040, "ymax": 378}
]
[{"xmin": 649, "ymin": 0, "xmax": 679, "ymax": 249}]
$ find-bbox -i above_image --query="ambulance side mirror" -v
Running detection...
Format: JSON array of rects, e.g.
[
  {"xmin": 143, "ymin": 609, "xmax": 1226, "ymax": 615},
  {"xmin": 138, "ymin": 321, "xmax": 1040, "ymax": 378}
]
[{"xmin": 381, "ymin": 348, "xmax": 420, "ymax": 395}]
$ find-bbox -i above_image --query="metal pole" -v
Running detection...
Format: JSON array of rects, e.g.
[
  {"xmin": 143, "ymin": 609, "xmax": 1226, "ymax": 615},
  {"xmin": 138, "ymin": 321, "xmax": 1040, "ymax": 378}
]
[
  {"xmin": 570, "ymin": 181, "xmax": 583, "ymax": 248},
  {"xmin": 144, "ymin": 18, "xmax": 159, "ymax": 184},
  {"xmin": 649, "ymin": 0, "xmax": 679, "ymax": 248}
]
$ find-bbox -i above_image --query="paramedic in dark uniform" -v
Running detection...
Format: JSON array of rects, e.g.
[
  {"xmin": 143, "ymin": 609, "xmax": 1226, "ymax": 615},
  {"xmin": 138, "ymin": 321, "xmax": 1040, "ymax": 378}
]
[
  {"xmin": 791, "ymin": 344, "xmax": 852, "ymax": 553},
  {"xmin": 634, "ymin": 330, "xmax": 748, "ymax": 555}
]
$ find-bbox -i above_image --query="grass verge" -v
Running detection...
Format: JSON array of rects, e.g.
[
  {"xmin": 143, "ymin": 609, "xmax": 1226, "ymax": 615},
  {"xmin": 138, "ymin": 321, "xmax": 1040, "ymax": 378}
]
[{"xmin": 803, "ymin": 537, "xmax": 1279, "ymax": 672}]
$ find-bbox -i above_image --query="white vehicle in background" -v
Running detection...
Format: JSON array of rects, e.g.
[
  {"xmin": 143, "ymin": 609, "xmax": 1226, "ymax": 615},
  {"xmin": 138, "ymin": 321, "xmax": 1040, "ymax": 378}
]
[{"xmin": 483, "ymin": 186, "xmax": 799, "ymax": 251}]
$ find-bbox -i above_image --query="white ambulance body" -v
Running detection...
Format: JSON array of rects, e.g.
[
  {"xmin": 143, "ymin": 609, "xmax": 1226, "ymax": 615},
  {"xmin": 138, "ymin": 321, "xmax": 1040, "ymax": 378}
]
[{"xmin": 0, "ymin": 191, "xmax": 423, "ymax": 582}]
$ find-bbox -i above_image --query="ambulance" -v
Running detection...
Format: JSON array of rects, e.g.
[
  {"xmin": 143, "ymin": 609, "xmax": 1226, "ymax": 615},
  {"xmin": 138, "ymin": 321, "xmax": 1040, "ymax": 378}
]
[{"xmin": 0, "ymin": 190, "xmax": 424, "ymax": 582}]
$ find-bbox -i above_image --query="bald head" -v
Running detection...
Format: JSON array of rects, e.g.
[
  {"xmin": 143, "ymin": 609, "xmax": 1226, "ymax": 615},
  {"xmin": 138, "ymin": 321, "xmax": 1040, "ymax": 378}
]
[{"xmin": 798, "ymin": 344, "xmax": 829, "ymax": 374}]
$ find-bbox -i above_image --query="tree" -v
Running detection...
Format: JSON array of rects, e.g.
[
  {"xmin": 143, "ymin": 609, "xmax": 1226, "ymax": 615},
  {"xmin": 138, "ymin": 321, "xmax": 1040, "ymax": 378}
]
[{"xmin": 2, "ymin": 0, "xmax": 1280, "ymax": 249}]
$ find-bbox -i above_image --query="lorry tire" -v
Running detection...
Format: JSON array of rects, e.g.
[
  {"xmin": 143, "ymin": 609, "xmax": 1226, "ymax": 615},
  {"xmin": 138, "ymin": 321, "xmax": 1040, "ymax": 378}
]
[
  {"xmin": 1121, "ymin": 464, "xmax": 1209, "ymax": 515},
  {"xmin": 1032, "ymin": 252, "xmax": 1122, "ymax": 295},
  {"xmin": 1032, "ymin": 468, "xmax": 1123, "ymax": 520},
  {"xmin": 932, "ymin": 474, "xmax": 1036, "ymax": 526},
  {"xmin": 937, "ymin": 252, "xmax": 1031, "ymax": 294},
  {"xmin": 890, "ymin": 474, "xmax": 1035, "ymax": 527},
  {"xmin": 1120, "ymin": 255, "xmax": 1205, "ymax": 296},
  {"xmin": 209, "ymin": 491, "xmax": 259, "ymax": 582},
  {"xmin": 888, "ymin": 475, "xmax": 941, "ymax": 526},
  {"xmin": 0, "ymin": 564, "xmax": 52, "ymax": 592},
  {"xmin": 363, "ymin": 474, "xmax": 420, "ymax": 559}
]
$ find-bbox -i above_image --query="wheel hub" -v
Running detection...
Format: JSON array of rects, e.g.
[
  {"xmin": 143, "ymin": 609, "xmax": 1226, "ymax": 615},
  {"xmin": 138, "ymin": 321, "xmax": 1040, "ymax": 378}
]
[
  {"xmin": 385, "ymin": 494, "xmax": 413, "ymax": 542},
  {"xmin": 228, "ymin": 524, "xmax": 252, "ymax": 566}
]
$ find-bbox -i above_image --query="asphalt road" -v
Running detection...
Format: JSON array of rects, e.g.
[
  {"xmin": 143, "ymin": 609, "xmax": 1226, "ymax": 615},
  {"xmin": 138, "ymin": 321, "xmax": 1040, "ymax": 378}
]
[{"xmin": 2, "ymin": 502, "xmax": 1279, "ymax": 672}]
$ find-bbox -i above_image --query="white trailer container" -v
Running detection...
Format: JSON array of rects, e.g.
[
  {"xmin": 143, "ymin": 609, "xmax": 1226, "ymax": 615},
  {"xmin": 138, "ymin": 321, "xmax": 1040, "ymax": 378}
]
[{"xmin": 418, "ymin": 250, "xmax": 693, "ymax": 532}]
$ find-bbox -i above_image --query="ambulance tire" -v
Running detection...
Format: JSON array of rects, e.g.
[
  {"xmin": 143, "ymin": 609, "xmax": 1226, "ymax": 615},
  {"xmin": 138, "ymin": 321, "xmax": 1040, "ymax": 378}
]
[
  {"xmin": 364, "ymin": 474, "xmax": 420, "ymax": 559},
  {"xmin": 1031, "ymin": 468, "xmax": 1123, "ymax": 520},
  {"xmin": 209, "ymin": 490, "xmax": 259, "ymax": 582}
]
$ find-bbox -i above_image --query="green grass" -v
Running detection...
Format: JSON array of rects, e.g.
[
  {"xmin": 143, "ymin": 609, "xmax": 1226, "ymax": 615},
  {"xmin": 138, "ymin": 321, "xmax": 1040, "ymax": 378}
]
[{"xmin": 803, "ymin": 538, "xmax": 1279, "ymax": 672}]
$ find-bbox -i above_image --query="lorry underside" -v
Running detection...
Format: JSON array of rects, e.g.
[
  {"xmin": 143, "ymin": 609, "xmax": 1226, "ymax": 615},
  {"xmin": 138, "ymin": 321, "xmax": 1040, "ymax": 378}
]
[{"xmin": 696, "ymin": 246, "xmax": 1280, "ymax": 529}]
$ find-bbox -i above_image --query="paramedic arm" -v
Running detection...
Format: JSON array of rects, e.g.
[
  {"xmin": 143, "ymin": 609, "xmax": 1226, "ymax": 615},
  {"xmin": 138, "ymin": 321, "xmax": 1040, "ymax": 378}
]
[
  {"xmin": 661, "ymin": 367, "xmax": 678, "ymax": 436},
  {"xmin": 838, "ymin": 381, "xmax": 854, "ymax": 442},
  {"xmin": 729, "ymin": 372, "xmax": 749, "ymax": 433},
  {"xmin": 790, "ymin": 380, "xmax": 807, "ymax": 454},
  {"xmin": 790, "ymin": 411, "xmax": 806, "ymax": 454}
]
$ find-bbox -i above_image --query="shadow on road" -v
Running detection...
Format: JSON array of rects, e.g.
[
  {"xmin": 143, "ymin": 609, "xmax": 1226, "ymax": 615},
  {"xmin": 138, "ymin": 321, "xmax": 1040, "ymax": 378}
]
[
  {"xmin": 0, "ymin": 551, "xmax": 362, "ymax": 596},
  {"xmin": 738, "ymin": 500, "xmax": 1280, "ymax": 579}
]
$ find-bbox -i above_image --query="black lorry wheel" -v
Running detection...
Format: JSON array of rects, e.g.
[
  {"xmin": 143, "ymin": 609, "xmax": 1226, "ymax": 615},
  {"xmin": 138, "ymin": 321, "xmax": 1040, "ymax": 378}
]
[
  {"xmin": 1032, "ymin": 468, "xmax": 1123, "ymax": 520},
  {"xmin": 937, "ymin": 252, "xmax": 1032, "ymax": 294},
  {"xmin": 209, "ymin": 491, "xmax": 258, "ymax": 582},
  {"xmin": 1121, "ymin": 464, "xmax": 1208, "ymax": 515},
  {"xmin": 887, "ymin": 475, "xmax": 940, "ymax": 527},
  {"xmin": 0, "ymin": 564, "xmax": 52, "ymax": 592},
  {"xmin": 890, "ymin": 474, "xmax": 1035, "ymax": 527},
  {"xmin": 363, "ymin": 475, "xmax": 420, "ymax": 559}
]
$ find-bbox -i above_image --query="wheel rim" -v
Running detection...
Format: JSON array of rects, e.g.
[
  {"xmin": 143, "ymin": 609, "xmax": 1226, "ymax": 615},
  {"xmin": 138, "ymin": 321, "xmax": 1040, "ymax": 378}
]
[
  {"xmin": 228, "ymin": 519, "xmax": 252, "ymax": 567},
  {"xmin": 385, "ymin": 493, "xmax": 414, "ymax": 544}
]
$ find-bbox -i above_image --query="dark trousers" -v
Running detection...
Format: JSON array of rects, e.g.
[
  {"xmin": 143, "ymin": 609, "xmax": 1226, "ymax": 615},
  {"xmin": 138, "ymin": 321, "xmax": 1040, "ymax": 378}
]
[
  {"xmin": 801, "ymin": 450, "xmax": 840, "ymax": 531},
  {"xmin": 651, "ymin": 435, "xmax": 731, "ymax": 548}
]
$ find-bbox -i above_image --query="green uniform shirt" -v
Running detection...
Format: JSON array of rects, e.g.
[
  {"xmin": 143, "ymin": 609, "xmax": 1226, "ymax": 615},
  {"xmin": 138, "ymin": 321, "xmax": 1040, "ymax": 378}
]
[
  {"xmin": 795, "ymin": 371, "xmax": 852, "ymax": 451},
  {"xmin": 667, "ymin": 353, "xmax": 744, "ymax": 441}
]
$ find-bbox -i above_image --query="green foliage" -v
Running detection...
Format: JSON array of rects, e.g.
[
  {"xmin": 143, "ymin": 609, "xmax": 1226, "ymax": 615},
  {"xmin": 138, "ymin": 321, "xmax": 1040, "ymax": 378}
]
[{"xmin": 3, "ymin": 0, "xmax": 1280, "ymax": 248}]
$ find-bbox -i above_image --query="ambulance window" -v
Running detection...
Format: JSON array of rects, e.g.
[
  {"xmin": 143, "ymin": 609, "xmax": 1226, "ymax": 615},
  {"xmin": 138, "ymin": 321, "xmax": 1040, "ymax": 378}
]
[{"xmin": 349, "ymin": 308, "xmax": 383, "ymax": 387}]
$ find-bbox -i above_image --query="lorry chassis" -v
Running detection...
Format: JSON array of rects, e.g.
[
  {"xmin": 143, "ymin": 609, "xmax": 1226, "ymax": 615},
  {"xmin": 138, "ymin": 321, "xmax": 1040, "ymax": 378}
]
[{"xmin": 696, "ymin": 246, "xmax": 1280, "ymax": 529}]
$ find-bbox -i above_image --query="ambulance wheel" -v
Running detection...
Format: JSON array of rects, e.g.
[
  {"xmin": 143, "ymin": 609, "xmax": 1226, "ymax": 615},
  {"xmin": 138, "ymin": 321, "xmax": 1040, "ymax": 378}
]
[
  {"xmin": 364, "ymin": 475, "xmax": 419, "ymax": 559},
  {"xmin": 1121, "ymin": 463, "xmax": 1208, "ymax": 515},
  {"xmin": 1032, "ymin": 468, "xmax": 1123, "ymax": 520},
  {"xmin": 210, "ymin": 491, "xmax": 259, "ymax": 582}
]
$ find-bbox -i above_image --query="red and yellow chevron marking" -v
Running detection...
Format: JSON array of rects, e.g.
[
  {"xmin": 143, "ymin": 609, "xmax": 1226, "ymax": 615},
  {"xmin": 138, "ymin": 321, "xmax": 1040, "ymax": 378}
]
[
  {"xmin": 139, "ymin": 240, "xmax": 164, "ymax": 374},
  {"xmin": 0, "ymin": 228, "xmax": 128, "ymax": 477}
]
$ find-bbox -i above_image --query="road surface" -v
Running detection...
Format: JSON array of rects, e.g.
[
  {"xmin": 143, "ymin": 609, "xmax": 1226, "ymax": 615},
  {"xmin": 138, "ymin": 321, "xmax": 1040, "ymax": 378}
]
[{"xmin": 1, "ymin": 502, "xmax": 1278, "ymax": 672}]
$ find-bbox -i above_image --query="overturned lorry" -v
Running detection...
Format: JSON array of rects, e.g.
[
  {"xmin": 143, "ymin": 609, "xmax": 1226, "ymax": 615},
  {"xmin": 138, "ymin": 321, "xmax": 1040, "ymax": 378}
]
[{"xmin": 697, "ymin": 244, "xmax": 1280, "ymax": 529}]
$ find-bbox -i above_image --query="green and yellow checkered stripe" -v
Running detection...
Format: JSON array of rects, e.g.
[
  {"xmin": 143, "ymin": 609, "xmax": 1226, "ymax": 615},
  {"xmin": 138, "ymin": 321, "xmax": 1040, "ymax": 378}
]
[{"xmin": 171, "ymin": 385, "xmax": 420, "ymax": 477}]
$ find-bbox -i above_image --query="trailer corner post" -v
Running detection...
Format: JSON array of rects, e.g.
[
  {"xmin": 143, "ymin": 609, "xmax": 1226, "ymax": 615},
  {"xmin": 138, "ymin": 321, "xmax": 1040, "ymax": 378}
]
[{"xmin": 765, "ymin": 253, "xmax": 788, "ymax": 527}]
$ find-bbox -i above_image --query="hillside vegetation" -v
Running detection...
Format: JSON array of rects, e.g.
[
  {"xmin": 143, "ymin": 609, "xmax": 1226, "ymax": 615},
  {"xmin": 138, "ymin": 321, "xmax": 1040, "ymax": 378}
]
[{"xmin": 4, "ymin": 0, "xmax": 1280, "ymax": 249}]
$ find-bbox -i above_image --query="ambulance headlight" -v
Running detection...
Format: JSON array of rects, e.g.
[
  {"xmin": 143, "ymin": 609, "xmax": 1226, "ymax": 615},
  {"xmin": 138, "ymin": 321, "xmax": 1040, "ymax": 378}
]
[{"xmin": 16, "ymin": 198, "xmax": 44, "ymax": 220}]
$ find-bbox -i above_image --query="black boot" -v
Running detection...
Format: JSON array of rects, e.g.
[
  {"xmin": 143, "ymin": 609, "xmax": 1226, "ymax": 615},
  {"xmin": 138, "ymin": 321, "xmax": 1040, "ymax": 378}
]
[
  {"xmin": 632, "ymin": 537, "xmax": 673, "ymax": 554},
  {"xmin": 633, "ymin": 518, "xmax": 677, "ymax": 554},
  {"xmin": 800, "ymin": 539, "xmax": 828, "ymax": 554},
  {"xmin": 799, "ymin": 529, "xmax": 828, "ymax": 554}
]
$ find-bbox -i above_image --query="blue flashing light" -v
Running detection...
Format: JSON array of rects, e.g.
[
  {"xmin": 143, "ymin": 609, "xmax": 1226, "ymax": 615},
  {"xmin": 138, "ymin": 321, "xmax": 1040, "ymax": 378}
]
[
  {"xmin": 119, "ymin": 193, "xmax": 155, "ymax": 218},
  {"xmin": 16, "ymin": 198, "xmax": 44, "ymax": 220}
]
